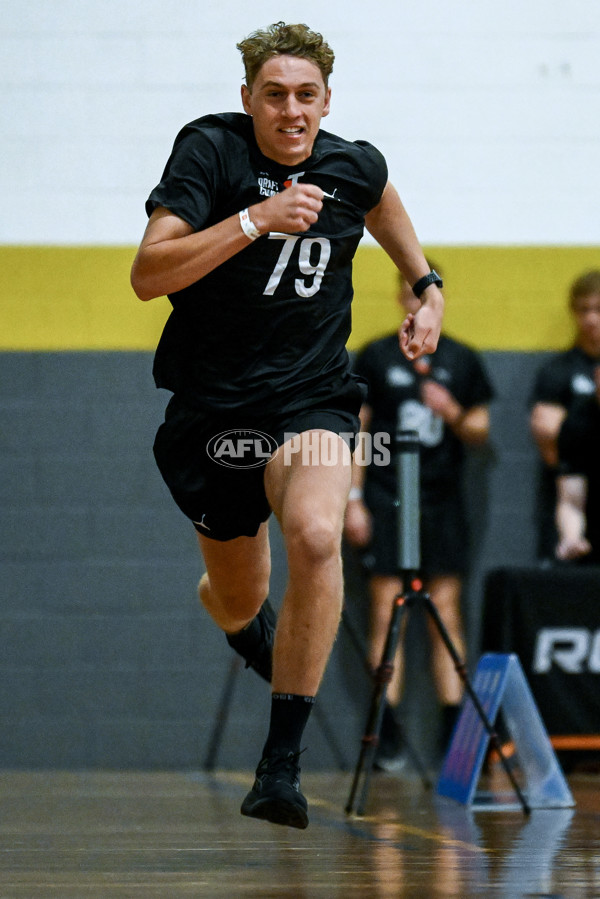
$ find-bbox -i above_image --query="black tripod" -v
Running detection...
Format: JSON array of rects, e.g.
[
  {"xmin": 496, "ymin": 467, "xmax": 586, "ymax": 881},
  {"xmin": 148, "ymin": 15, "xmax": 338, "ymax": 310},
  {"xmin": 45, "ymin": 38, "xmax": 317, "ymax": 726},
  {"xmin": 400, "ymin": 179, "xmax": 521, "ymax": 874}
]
[{"xmin": 345, "ymin": 429, "xmax": 530, "ymax": 817}]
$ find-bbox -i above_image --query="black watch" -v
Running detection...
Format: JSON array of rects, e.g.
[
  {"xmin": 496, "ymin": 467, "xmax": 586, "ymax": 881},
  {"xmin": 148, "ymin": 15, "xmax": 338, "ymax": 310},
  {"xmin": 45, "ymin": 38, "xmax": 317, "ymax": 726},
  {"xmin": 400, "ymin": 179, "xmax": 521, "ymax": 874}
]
[{"xmin": 412, "ymin": 269, "xmax": 443, "ymax": 299}]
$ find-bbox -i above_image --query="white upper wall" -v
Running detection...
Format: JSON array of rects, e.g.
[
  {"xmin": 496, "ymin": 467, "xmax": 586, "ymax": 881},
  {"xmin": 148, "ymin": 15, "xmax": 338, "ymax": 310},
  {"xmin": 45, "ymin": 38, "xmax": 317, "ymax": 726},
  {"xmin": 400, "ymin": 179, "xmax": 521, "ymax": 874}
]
[{"xmin": 1, "ymin": 0, "xmax": 599, "ymax": 244}]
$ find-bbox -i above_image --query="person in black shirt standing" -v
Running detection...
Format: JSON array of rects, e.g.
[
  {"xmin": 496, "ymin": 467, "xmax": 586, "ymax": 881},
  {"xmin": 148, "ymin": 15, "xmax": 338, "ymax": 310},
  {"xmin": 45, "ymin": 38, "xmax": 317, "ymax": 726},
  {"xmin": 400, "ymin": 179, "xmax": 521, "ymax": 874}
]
[
  {"xmin": 555, "ymin": 364, "xmax": 600, "ymax": 564},
  {"xmin": 530, "ymin": 270, "xmax": 600, "ymax": 562},
  {"xmin": 344, "ymin": 269, "xmax": 493, "ymax": 766},
  {"xmin": 131, "ymin": 22, "xmax": 444, "ymax": 829}
]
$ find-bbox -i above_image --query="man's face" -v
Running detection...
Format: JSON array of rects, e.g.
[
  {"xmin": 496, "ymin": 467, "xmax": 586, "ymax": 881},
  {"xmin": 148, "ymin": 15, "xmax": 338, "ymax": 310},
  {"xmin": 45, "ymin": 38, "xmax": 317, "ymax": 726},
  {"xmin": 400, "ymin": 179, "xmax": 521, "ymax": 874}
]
[
  {"xmin": 573, "ymin": 293, "xmax": 600, "ymax": 347},
  {"xmin": 241, "ymin": 54, "xmax": 331, "ymax": 167}
]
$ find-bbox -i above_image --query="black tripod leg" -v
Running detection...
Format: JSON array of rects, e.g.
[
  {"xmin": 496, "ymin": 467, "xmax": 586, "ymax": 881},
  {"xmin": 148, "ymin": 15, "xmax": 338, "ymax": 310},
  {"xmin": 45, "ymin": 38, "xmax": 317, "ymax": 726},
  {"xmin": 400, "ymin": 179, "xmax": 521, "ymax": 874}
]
[
  {"xmin": 422, "ymin": 595, "xmax": 531, "ymax": 816},
  {"xmin": 203, "ymin": 654, "xmax": 242, "ymax": 770},
  {"xmin": 312, "ymin": 702, "xmax": 349, "ymax": 771},
  {"xmin": 341, "ymin": 607, "xmax": 372, "ymax": 676},
  {"xmin": 346, "ymin": 592, "xmax": 408, "ymax": 816},
  {"xmin": 342, "ymin": 604, "xmax": 430, "ymax": 786}
]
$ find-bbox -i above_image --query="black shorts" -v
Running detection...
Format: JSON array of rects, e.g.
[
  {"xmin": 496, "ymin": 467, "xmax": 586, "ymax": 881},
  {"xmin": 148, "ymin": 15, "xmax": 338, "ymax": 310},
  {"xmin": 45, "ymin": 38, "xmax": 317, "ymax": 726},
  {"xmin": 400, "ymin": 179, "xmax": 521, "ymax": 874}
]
[
  {"xmin": 361, "ymin": 479, "xmax": 468, "ymax": 577},
  {"xmin": 153, "ymin": 383, "xmax": 363, "ymax": 542}
]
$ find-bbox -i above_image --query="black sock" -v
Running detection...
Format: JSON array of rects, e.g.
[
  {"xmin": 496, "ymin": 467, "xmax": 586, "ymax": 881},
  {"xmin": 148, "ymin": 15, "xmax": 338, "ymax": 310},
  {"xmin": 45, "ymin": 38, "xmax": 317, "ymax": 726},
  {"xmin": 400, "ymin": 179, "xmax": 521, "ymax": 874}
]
[
  {"xmin": 440, "ymin": 703, "xmax": 461, "ymax": 750},
  {"xmin": 226, "ymin": 611, "xmax": 262, "ymax": 650},
  {"xmin": 262, "ymin": 693, "xmax": 316, "ymax": 758},
  {"xmin": 380, "ymin": 702, "xmax": 403, "ymax": 753},
  {"xmin": 224, "ymin": 599, "xmax": 275, "ymax": 682}
]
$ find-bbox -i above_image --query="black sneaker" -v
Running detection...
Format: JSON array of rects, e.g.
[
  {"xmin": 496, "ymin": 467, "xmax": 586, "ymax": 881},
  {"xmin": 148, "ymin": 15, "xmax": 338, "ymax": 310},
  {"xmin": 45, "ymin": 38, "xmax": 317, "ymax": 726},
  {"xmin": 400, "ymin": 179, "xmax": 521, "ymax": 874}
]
[
  {"xmin": 240, "ymin": 751, "xmax": 308, "ymax": 829},
  {"xmin": 226, "ymin": 599, "xmax": 275, "ymax": 683}
]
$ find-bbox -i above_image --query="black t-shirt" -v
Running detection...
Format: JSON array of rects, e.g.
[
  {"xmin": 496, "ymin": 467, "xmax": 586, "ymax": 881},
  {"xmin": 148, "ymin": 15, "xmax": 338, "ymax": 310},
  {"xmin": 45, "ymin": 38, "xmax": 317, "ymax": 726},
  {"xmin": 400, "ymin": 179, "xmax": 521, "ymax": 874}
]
[
  {"xmin": 529, "ymin": 346, "xmax": 598, "ymax": 411},
  {"xmin": 354, "ymin": 333, "xmax": 494, "ymax": 496},
  {"xmin": 528, "ymin": 346, "xmax": 599, "ymax": 556},
  {"xmin": 558, "ymin": 396, "xmax": 600, "ymax": 551},
  {"xmin": 145, "ymin": 112, "xmax": 388, "ymax": 414}
]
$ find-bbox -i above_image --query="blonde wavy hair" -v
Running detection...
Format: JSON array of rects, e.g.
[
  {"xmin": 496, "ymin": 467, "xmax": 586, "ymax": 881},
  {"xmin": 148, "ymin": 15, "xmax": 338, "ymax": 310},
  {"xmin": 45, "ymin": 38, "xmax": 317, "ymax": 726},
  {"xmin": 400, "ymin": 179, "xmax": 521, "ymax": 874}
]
[{"xmin": 237, "ymin": 22, "xmax": 334, "ymax": 90}]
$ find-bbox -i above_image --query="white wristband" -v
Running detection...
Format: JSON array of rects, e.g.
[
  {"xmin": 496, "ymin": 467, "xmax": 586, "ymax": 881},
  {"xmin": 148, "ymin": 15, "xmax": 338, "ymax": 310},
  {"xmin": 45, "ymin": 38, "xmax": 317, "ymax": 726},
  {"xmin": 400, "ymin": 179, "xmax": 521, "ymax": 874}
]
[
  {"xmin": 348, "ymin": 487, "xmax": 363, "ymax": 501},
  {"xmin": 239, "ymin": 208, "xmax": 261, "ymax": 241}
]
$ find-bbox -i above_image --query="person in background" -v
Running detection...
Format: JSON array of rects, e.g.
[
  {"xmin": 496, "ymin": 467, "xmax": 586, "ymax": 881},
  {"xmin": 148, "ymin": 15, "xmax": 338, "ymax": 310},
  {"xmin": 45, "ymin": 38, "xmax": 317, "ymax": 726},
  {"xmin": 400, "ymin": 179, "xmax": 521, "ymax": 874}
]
[
  {"xmin": 529, "ymin": 270, "xmax": 600, "ymax": 563},
  {"xmin": 555, "ymin": 364, "xmax": 600, "ymax": 565},
  {"xmin": 131, "ymin": 22, "xmax": 444, "ymax": 827},
  {"xmin": 344, "ymin": 266, "xmax": 493, "ymax": 768}
]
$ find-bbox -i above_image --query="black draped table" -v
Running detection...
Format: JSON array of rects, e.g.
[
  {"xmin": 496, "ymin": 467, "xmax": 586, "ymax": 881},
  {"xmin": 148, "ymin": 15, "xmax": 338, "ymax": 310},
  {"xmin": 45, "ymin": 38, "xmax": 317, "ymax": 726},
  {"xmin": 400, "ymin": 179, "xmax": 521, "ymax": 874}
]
[{"xmin": 482, "ymin": 565, "xmax": 600, "ymax": 748}]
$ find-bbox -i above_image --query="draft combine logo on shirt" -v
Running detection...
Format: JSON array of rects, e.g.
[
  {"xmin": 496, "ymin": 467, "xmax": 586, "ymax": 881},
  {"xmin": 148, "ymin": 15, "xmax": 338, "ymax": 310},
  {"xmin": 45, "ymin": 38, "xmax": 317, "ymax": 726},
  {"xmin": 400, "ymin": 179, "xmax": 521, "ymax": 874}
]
[
  {"xmin": 207, "ymin": 429, "xmax": 278, "ymax": 469},
  {"xmin": 258, "ymin": 174, "xmax": 279, "ymax": 197}
]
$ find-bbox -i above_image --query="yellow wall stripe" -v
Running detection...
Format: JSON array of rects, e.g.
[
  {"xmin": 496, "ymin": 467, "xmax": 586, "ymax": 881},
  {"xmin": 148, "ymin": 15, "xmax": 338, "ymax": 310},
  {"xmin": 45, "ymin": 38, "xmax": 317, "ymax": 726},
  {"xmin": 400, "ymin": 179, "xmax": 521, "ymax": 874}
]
[
  {"xmin": 0, "ymin": 247, "xmax": 170, "ymax": 352},
  {"xmin": 1, "ymin": 245, "xmax": 598, "ymax": 352},
  {"xmin": 352, "ymin": 245, "xmax": 600, "ymax": 352}
]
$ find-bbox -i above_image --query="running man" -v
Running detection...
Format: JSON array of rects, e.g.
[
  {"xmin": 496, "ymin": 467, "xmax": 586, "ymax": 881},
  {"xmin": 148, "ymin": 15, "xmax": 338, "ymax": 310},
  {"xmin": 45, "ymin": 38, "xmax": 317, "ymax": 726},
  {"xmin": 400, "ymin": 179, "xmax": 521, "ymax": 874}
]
[{"xmin": 131, "ymin": 21, "xmax": 444, "ymax": 828}]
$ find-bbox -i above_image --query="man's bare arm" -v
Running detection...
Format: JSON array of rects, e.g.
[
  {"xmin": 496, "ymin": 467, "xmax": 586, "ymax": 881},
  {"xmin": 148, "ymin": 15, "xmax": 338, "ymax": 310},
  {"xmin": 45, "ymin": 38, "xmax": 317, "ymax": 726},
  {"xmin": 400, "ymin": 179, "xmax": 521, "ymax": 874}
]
[
  {"xmin": 130, "ymin": 184, "xmax": 324, "ymax": 301},
  {"xmin": 365, "ymin": 182, "xmax": 443, "ymax": 360},
  {"xmin": 556, "ymin": 473, "xmax": 591, "ymax": 559},
  {"xmin": 530, "ymin": 402, "xmax": 567, "ymax": 467}
]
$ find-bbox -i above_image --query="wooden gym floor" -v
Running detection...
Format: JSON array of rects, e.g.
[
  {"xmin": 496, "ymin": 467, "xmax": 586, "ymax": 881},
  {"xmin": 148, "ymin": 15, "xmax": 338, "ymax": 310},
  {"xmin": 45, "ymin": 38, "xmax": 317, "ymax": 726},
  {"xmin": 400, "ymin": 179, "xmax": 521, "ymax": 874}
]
[{"xmin": 0, "ymin": 766, "xmax": 598, "ymax": 897}]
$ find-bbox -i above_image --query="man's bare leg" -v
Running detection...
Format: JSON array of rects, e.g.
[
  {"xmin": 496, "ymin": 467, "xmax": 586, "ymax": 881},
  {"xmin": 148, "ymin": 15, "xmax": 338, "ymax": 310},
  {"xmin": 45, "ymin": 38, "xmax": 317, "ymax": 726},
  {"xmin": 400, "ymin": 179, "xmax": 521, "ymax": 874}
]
[
  {"xmin": 426, "ymin": 574, "xmax": 465, "ymax": 751},
  {"xmin": 240, "ymin": 430, "xmax": 353, "ymax": 828},
  {"xmin": 368, "ymin": 574, "xmax": 405, "ymax": 705},
  {"xmin": 264, "ymin": 430, "xmax": 352, "ymax": 695},
  {"xmin": 426, "ymin": 574, "xmax": 465, "ymax": 706},
  {"xmin": 196, "ymin": 522, "xmax": 274, "ymax": 681},
  {"xmin": 197, "ymin": 522, "xmax": 271, "ymax": 633},
  {"xmin": 367, "ymin": 574, "xmax": 407, "ymax": 767}
]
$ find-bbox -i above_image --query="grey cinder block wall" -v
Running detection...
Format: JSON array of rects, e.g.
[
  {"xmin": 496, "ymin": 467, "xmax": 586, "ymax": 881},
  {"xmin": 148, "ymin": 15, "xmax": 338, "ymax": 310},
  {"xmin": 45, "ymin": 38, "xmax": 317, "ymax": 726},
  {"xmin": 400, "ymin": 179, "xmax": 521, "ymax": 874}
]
[{"xmin": 0, "ymin": 350, "xmax": 546, "ymax": 769}]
